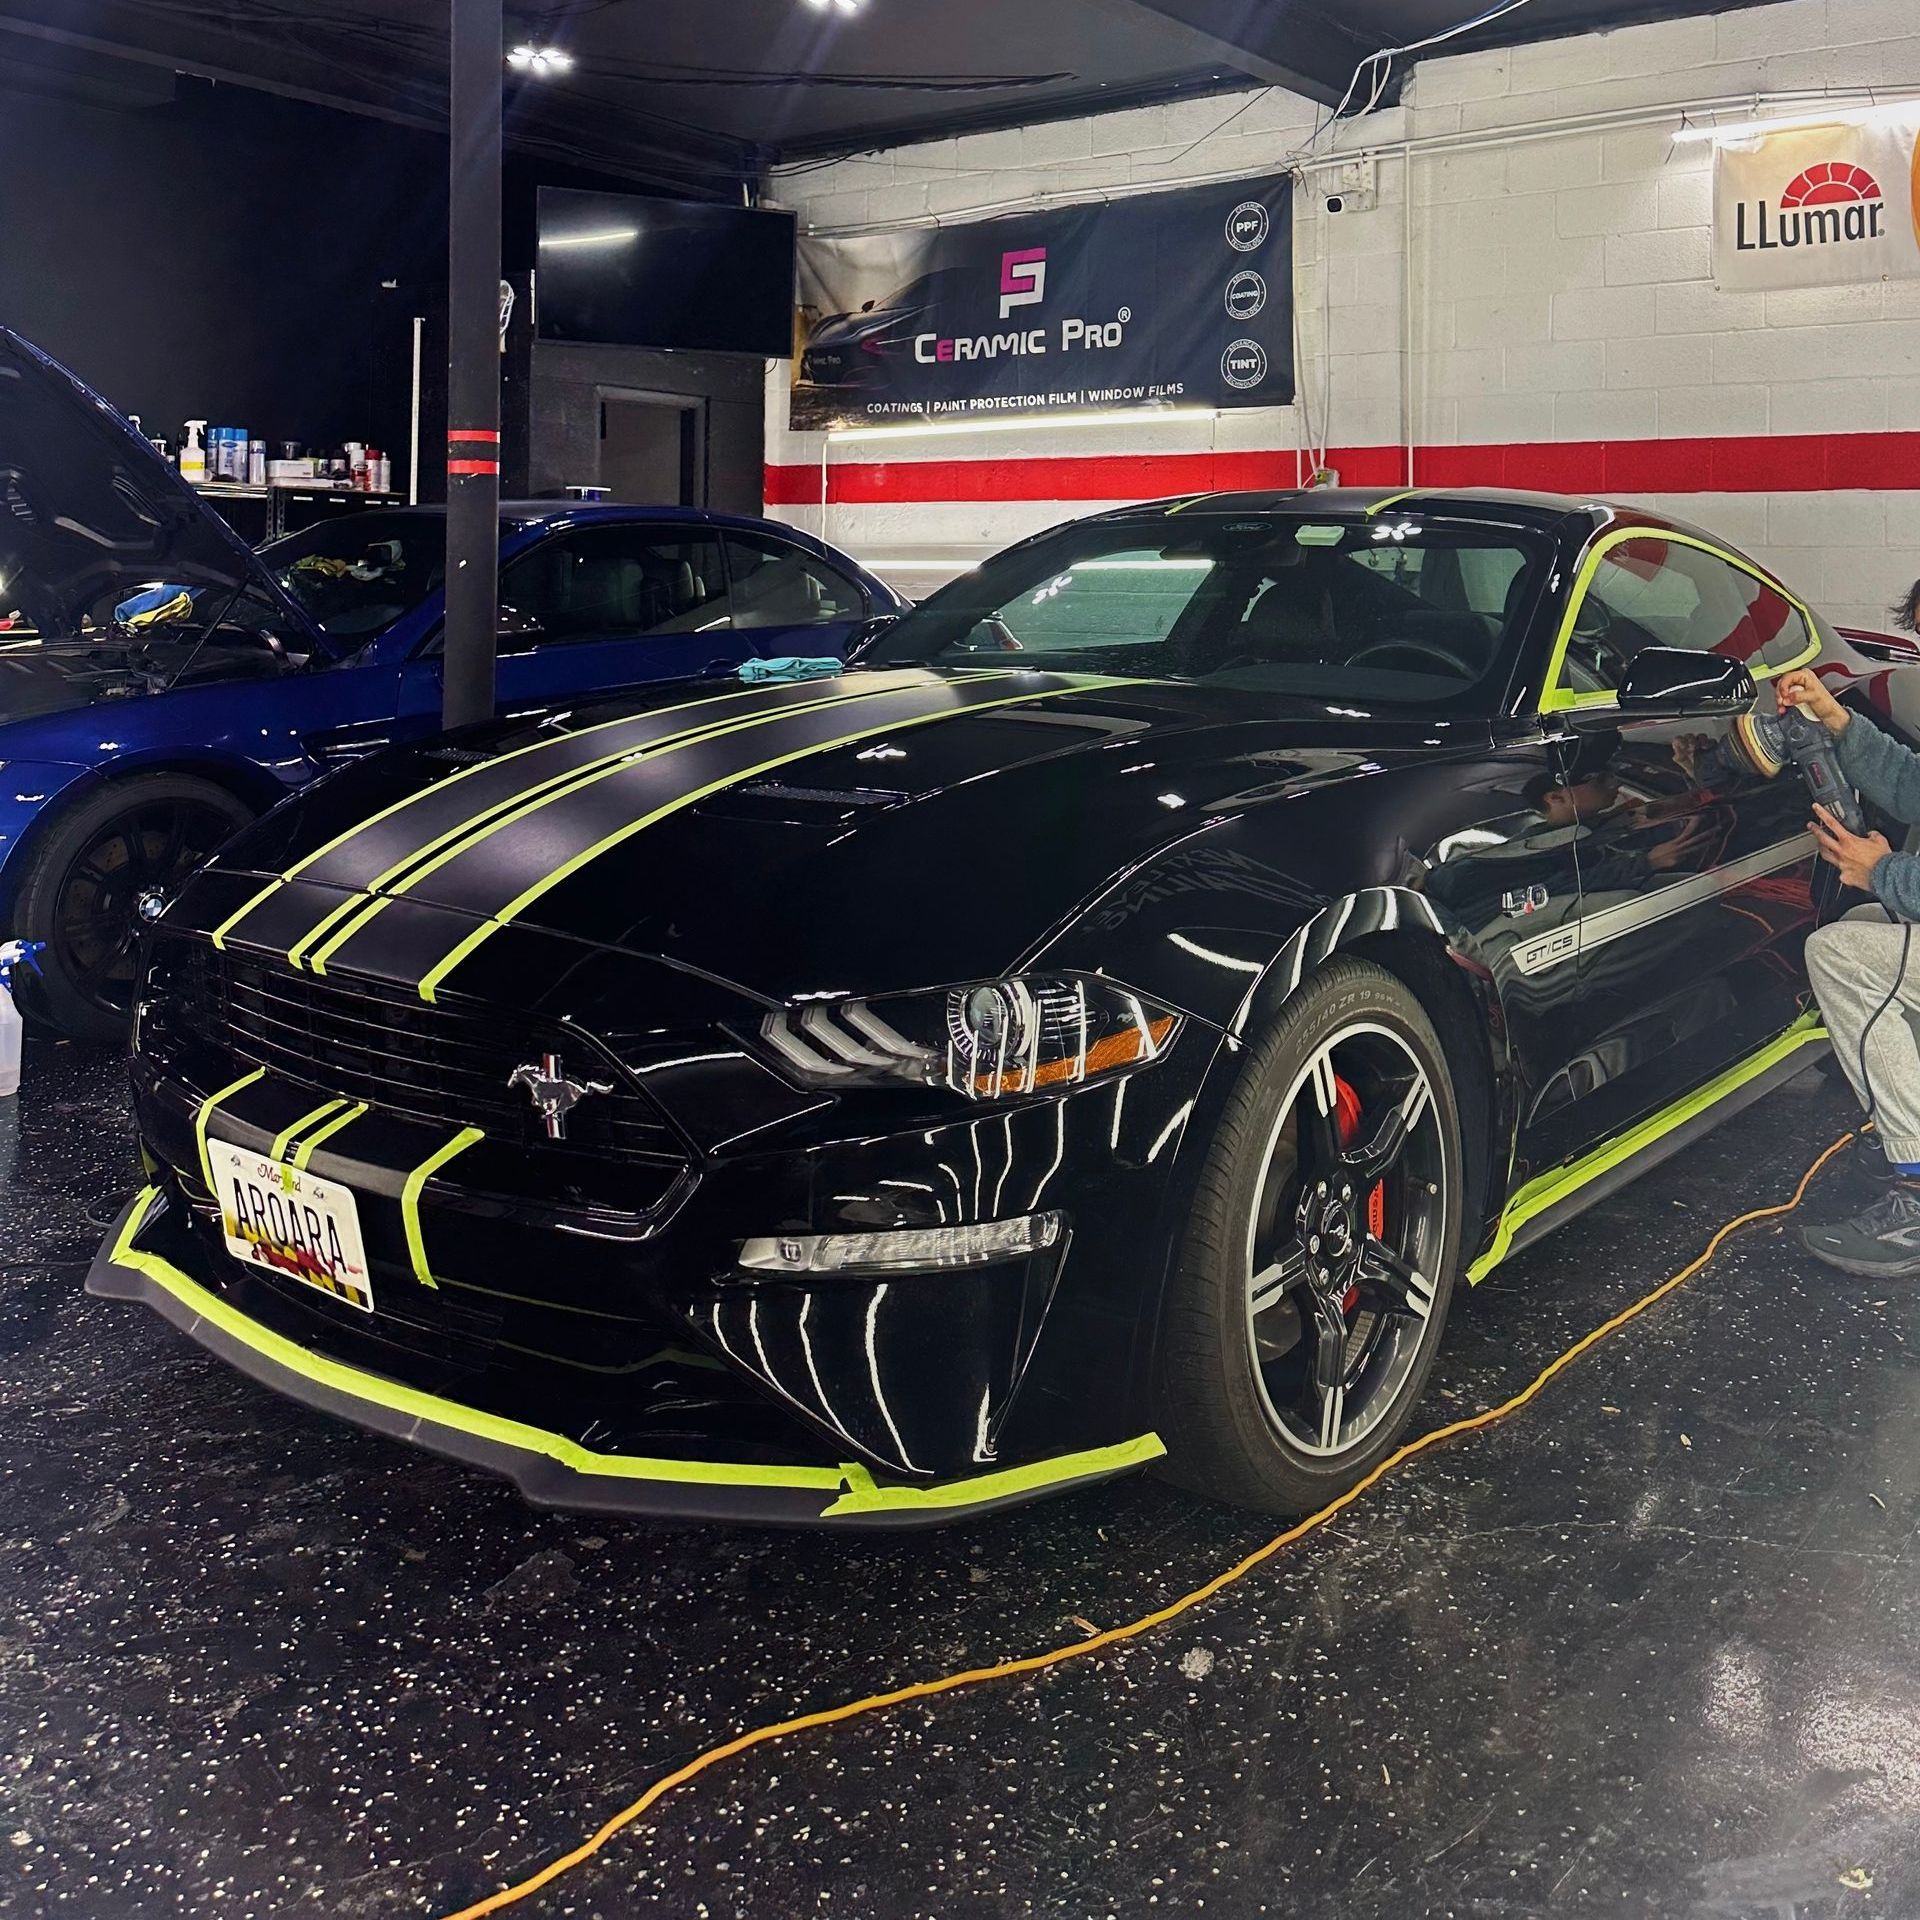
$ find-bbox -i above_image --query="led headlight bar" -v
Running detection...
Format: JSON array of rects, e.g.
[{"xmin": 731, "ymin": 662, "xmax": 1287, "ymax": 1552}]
[{"xmin": 738, "ymin": 1211, "xmax": 1064, "ymax": 1275}]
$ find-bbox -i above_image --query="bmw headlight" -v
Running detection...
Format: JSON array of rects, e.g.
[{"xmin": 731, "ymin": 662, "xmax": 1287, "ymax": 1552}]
[{"xmin": 760, "ymin": 974, "xmax": 1178, "ymax": 1101}]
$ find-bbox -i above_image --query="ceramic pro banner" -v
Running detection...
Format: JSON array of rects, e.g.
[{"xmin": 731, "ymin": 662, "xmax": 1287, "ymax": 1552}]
[
  {"xmin": 1714, "ymin": 111, "xmax": 1920, "ymax": 290},
  {"xmin": 790, "ymin": 177, "xmax": 1293, "ymax": 430}
]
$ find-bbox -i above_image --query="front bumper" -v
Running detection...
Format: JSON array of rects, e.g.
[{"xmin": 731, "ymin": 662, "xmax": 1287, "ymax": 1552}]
[{"xmin": 90, "ymin": 1186, "xmax": 1166, "ymax": 1529}]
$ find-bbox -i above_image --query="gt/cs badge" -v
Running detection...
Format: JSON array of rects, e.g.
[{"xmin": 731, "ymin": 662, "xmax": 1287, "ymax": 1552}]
[{"xmin": 508, "ymin": 1052, "xmax": 614, "ymax": 1141}]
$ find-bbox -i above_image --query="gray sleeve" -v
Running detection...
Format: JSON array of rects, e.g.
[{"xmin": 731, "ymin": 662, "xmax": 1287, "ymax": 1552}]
[
  {"xmin": 1872, "ymin": 850, "xmax": 1920, "ymax": 922},
  {"xmin": 1836, "ymin": 713, "xmax": 1920, "ymax": 826}
]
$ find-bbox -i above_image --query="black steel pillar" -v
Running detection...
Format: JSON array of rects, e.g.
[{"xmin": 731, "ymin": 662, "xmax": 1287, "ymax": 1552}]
[{"xmin": 443, "ymin": 0, "xmax": 503, "ymax": 730}]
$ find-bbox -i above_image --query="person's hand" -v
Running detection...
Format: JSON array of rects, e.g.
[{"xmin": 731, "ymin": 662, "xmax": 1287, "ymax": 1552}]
[
  {"xmin": 1811, "ymin": 802, "xmax": 1890, "ymax": 890},
  {"xmin": 1776, "ymin": 668, "xmax": 1849, "ymax": 734}
]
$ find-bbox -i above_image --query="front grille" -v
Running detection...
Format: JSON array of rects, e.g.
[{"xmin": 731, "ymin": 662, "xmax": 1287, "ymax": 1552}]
[{"xmin": 162, "ymin": 942, "xmax": 684, "ymax": 1166}]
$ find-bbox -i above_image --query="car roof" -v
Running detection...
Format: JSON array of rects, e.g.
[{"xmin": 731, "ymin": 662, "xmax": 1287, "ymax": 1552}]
[{"xmin": 1099, "ymin": 486, "xmax": 1621, "ymax": 531}]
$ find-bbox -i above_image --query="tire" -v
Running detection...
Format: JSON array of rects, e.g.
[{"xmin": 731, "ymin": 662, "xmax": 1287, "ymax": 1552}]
[
  {"xmin": 12, "ymin": 775, "xmax": 256, "ymax": 1042},
  {"xmin": 1154, "ymin": 954, "xmax": 1464, "ymax": 1516}
]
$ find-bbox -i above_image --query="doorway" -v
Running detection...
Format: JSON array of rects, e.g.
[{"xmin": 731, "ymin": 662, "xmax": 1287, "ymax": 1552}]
[{"xmin": 599, "ymin": 390, "xmax": 704, "ymax": 506}]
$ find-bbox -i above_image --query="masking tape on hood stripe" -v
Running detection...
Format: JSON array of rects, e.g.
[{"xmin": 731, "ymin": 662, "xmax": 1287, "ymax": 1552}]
[
  {"xmin": 194, "ymin": 1067, "xmax": 266, "ymax": 1193},
  {"xmin": 401, "ymin": 1127, "xmax": 486, "ymax": 1289},
  {"xmin": 417, "ymin": 677, "xmax": 1136, "ymax": 1003}
]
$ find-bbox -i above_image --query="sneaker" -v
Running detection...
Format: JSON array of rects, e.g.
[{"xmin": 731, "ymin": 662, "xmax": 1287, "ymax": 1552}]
[{"xmin": 1797, "ymin": 1182, "xmax": 1920, "ymax": 1277}]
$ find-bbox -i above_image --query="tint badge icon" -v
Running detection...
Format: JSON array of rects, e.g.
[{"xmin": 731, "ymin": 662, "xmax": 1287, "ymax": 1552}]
[{"xmin": 1222, "ymin": 339, "xmax": 1269, "ymax": 390}]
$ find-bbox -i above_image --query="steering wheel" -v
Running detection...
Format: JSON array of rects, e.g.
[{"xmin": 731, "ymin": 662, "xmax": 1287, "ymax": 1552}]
[{"xmin": 1347, "ymin": 637, "xmax": 1476, "ymax": 679}]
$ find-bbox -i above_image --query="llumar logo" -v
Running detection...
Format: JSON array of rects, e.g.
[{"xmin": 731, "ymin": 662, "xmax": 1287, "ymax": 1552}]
[
  {"xmin": 1736, "ymin": 160, "xmax": 1888, "ymax": 254},
  {"xmin": 998, "ymin": 247, "xmax": 1048, "ymax": 320}
]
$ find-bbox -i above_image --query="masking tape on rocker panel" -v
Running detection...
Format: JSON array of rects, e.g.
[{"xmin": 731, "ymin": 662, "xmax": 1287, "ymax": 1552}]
[{"xmin": 1466, "ymin": 1014, "xmax": 1828, "ymax": 1283}]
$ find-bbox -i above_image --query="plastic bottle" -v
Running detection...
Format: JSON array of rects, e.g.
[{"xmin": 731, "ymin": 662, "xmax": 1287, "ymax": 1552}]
[
  {"xmin": 0, "ymin": 942, "xmax": 44, "ymax": 1098},
  {"xmin": 181, "ymin": 421, "xmax": 208, "ymax": 483}
]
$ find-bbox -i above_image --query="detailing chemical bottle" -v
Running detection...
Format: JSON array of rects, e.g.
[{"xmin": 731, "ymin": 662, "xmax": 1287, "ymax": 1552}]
[
  {"xmin": 0, "ymin": 942, "xmax": 44, "ymax": 1099},
  {"xmin": 180, "ymin": 420, "xmax": 208, "ymax": 483}
]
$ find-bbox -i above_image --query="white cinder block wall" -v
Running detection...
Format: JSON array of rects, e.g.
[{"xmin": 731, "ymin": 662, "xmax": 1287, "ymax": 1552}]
[{"xmin": 766, "ymin": 0, "xmax": 1920, "ymax": 630}]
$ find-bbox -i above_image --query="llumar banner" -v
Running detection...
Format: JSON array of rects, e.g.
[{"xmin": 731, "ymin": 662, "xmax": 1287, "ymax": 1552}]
[
  {"xmin": 789, "ymin": 176, "xmax": 1294, "ymax": 430},
  {"xmin": 1714, "ymin": 111, "xmax": 1920, "ymax": 290}
]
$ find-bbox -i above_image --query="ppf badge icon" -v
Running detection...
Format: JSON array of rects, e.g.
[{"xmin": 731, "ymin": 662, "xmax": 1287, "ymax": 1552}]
[
  {"xmin": 998, "ymin": 248, "xmax": 1048, "ymax": 320},
  {"xmin": 1226, "ymin": 201, "xmax": 1270, "ymax": 251}
]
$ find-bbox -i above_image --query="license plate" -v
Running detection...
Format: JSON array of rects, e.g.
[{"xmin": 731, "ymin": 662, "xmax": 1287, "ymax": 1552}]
[{"xmin": 211, "ymin": 1141, "xmax": 373, "ymax": 1312}]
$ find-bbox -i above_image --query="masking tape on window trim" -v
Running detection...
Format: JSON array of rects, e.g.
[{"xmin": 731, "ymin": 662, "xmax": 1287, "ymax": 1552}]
[
  {"xmin": 104, "ymin": 1187, "xmax": 1165, "ymax": 1513},
  {"xmin": 1538, "ymin": 526, "xmax": 1822, "ymax": 716}
]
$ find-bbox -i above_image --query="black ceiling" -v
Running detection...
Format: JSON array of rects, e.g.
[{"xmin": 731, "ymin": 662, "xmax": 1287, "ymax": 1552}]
[{"xmin": 0, "ymin": 0, "xmax": 1796, "ymax": 193}]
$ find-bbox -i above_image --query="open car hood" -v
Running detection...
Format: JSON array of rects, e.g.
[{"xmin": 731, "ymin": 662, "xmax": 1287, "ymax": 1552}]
[{"xmin": 0, "ymin": 328, "xmax": 332, "ymax": 654}]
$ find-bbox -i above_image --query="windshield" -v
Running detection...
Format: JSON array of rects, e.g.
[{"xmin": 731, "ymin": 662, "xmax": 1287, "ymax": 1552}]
[
  {"xmin": 864, "ymin": 513, "xmax": 1550, "ymax": 711},
  {"xmin": 263, "ymin": 512, "xmax": 447, "ymax": 640}
]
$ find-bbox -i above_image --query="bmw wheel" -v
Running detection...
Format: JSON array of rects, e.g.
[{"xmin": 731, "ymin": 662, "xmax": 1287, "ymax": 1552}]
[
  {"xmin": 1156, "ymin": 955, "xmax": 1462, "ymax": 1515},
  {"xmin": 13, "ymin": 775, "xmax": 256, "ymax": 1042}
]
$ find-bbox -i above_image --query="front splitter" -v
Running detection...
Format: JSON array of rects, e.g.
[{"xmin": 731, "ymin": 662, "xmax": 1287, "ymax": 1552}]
[{"xmin": 88, "ymin": 1187, "xmax": 1164, "ymax": 1530}]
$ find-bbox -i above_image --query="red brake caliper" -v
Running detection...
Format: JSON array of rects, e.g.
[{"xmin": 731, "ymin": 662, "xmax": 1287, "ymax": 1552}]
[{"xmin": 1332, "ymin": 1076, "xmax": 1385, "ymax": 1314}]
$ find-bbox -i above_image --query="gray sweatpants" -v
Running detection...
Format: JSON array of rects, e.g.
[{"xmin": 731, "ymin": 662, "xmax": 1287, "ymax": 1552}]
[{"xmin": 1805, "ymin": 903, "xmax": 1920, "ymax": 1167}]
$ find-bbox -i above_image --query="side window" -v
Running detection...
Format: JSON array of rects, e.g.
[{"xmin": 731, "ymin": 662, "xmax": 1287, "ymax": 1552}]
[
  {"xmin": 724, "ymin": 532, "xmax": 868, "ymax": 630},
  {"xmin": 499, "ymin": 527, "xmax": 729, "ymax": 644},
  {"xmin": 1558, "ymin": 536, "xmax": 1811, "ymax": 696}
]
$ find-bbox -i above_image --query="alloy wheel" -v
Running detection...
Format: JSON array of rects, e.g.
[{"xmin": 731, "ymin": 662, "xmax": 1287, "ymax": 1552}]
[{"xmin": 1243, "ymin": 1019, "xmax": 1451, "ymax": 1459}]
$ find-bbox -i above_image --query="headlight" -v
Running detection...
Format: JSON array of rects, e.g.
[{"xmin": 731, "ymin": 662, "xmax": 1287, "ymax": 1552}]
[{"xmin": 760, "ymin": 973, "xmax": 1178, "ymax": 1101}]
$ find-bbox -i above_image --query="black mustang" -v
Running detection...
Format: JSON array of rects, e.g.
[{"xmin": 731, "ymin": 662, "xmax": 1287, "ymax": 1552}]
[{"xmin": 94, "ymin": 488, "xmax": 1849, "ymax": 1525}]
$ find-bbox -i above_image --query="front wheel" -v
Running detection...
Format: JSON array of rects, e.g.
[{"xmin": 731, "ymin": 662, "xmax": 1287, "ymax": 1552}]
[
  {"xmin": 1154, "ymin": 955, "xmax": 1463, "ymax": 1515},
  {"xmin": 12, "ymin": 775, "xmax": 256, "ymax": 1042}
]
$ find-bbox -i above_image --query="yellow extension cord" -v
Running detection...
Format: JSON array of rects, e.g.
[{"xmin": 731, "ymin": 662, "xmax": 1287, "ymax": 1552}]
[{"xmin": 438, "ymin": 1128, "xmax": 1856, "ymax": 1920}]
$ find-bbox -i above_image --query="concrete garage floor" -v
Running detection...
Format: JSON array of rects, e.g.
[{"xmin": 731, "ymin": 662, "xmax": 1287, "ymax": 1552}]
[{"xmin": 2, "ymin": 1040, "xmax": 1916, "ymax": 1920}]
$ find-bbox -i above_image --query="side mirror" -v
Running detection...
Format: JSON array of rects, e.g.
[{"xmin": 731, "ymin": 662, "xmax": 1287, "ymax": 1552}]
[
  {"xmin": 497, "ymin": 603, "xmax": 545, "ymax": 653},
  {"xmin": 1584, "ymin": 647, "xmax": 1755, "ymax": 723},
  {"xmin": 842, "ymin": 612, "xmax": 901, "ymax": 663}
]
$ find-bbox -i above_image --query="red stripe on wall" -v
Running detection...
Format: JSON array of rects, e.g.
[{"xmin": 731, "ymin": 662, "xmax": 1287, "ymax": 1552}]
[{"xmin": 765, "ymin": 429, "xmax": 1920, "ymax": 507}]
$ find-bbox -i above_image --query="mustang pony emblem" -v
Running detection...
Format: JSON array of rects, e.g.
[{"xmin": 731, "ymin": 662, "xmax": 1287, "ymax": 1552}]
[{"xmin": 508, "ymin": 1052, "xmax": 614, "ymax": 1141}]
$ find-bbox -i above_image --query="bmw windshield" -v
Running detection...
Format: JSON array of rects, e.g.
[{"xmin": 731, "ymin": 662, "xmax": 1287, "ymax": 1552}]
[
  {"xmin": 263, "ymin": 513, "xmax": 448, "ymax": 641},
  {"xmin": 864, "ymin": 513, "xmax": 1551, "ymax": 712}
]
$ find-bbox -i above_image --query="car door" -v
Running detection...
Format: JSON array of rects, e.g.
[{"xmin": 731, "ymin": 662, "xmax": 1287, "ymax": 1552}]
[
  {"xmin": 1538, "ymin": 530, "xmax": 1824, "ymax": 1146},
  {"xmin": 489, "ymin": 522, "xmax": 739, "ymax": 709},
  {"xmin": 722, "ymin": 529, "xmax": 873, "ymax": 659}
]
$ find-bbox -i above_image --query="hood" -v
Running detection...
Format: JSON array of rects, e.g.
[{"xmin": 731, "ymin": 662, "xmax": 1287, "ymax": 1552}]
[
  {"xmin": 0, "ymin": 635, "xmax": 171, "ymax": 723},
  {"xmin": 199, "ymin": 668, "xmax": 1468, "ymax": 1008},
  {"xmin": 0, "ymin": 328, "xmax": 328, "ymax": 652}
]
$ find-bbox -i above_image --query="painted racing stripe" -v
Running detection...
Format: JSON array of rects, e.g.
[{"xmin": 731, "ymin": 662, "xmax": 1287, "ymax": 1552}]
[{"xmin": 212, "ymin": 671, "xmax": 957, "ymax": 956}]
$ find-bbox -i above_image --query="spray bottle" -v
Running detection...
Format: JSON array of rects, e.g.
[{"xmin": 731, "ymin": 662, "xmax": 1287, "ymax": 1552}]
[
  {"xmin": 180, "ymin": 421, "xmax": 208, "ymax": 484},
  {"xmin": 0, "ymin": 942, "xmax": 44, "ymax": 1098}
]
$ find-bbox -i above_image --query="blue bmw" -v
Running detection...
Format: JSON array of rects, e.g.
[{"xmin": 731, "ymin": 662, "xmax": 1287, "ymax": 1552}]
[{"xmin": 0, "ymin": 328, "xmax": 899, "ymax": 1036}]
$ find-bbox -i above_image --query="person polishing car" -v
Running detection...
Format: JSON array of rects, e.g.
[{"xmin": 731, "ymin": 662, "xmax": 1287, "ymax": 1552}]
[{"xmin": 1776, "ymin": 666, "xmax": 1920, "ymax": 1275}]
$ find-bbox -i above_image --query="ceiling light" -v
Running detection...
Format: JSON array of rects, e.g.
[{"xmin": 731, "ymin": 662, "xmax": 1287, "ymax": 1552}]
[
  {"xmin": 539, "ymin": 227, "xmax": 640, "ymax": 249},
  {"xmin": 507, "ymin": 44, "xmax": 574, "ymax": 75},
  {"xmin": 1673, "ymin": 100, "xmax": 1917, "ymax": 143},
  {"xmin": 802, "ymin": 0, "xmax": 865, "ymax": 12}
]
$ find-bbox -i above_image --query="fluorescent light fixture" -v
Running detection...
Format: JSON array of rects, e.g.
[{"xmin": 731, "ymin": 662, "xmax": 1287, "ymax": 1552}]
[
  {"xmin": 507, "ymin": 43, "xmax": 574, "ymax": 74},
  {"xmin": 1673, "ymin": 100, "xmax": 1917, "ymax": 143},
  {"xmin": 827, "ymin": 406, "xmax": 1217, "ymax": 444},
  {"xmin": 539, "ymin": 227, "xmax": 640, "ymax": 249},
  {"xmin": 803, "ymin": 0, "xmax": 865, "ymax": 11}
]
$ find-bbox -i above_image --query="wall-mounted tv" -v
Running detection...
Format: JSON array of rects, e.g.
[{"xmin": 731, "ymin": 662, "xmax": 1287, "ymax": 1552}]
[{"xmin": 535, "ymin": 187, "xmax": 796, "ymax": 358}]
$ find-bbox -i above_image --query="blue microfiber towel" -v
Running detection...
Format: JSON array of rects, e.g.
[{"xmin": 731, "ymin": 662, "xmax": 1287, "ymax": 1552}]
[{"xmin": 737, "ymin": 656, "xmax": 843, "ymax": 684}]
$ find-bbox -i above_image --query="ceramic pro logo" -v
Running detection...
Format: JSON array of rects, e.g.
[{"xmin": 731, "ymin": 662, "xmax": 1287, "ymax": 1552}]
[
  {"xmin": 1734, "ymin": 159, "xmax": 1888, "ymax": 255},
  {"xmin": 998, "ymin": 247, "xmax": 1048, "ymax": 320}
]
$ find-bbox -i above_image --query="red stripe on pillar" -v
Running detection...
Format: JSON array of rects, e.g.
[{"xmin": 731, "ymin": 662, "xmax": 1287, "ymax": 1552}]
[
  {"xmin": 447, "ymin": 429, "xmax": 502, "ymax": 444},
  {"xmin": 448, "ymin": 458, "xmax": 500, "ymax": 476}
]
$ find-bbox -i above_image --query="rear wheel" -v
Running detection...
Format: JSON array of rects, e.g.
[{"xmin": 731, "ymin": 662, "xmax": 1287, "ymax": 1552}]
[
  {"xmin": 1155, "ymin": 956, "xmax": 1463, "ymax": 1515},
  {"xmin": 13, "ymin": 776, "xmax": 255, "ymax": 1041}
]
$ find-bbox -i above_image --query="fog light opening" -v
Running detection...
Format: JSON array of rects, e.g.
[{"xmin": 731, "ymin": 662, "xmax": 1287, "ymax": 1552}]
[{"xmin": 737, "ymin": 1211, "xmax": 1064, "ymax": 1276}]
